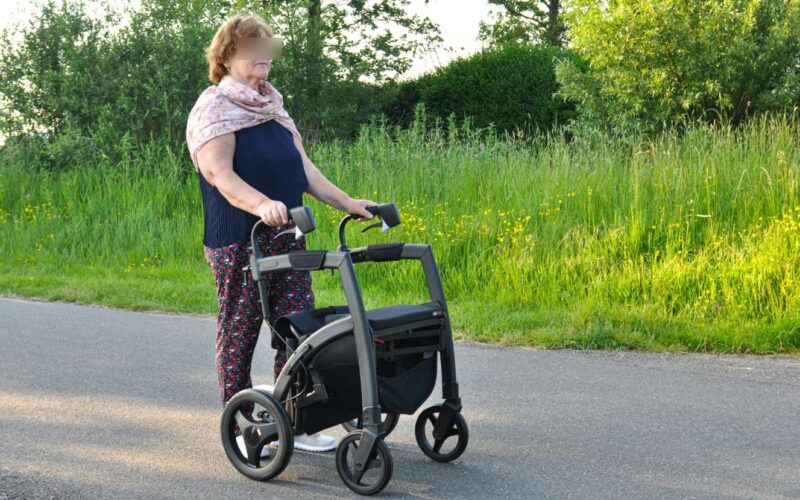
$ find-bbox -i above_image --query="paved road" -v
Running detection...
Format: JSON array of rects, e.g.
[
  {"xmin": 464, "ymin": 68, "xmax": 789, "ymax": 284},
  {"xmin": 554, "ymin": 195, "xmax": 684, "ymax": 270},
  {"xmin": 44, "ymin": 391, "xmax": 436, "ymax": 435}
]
[{"xmin": 0, "ymin": 297, "xmax": 799, "ymax": 499}]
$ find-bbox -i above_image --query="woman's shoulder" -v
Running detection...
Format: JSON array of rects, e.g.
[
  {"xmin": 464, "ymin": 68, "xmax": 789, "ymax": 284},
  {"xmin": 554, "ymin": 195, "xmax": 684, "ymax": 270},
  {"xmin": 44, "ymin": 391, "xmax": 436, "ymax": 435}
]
[
  {"xmin": 189, "ymin": 85, "xmax": 224, "ymax": 115},
  {"xmin": 187, "ymin": 86, "xmax": 230, "ymax": 138},
  {"xmin": 186, "ymin": 85, "xmax": 232, "ymax": 167}
]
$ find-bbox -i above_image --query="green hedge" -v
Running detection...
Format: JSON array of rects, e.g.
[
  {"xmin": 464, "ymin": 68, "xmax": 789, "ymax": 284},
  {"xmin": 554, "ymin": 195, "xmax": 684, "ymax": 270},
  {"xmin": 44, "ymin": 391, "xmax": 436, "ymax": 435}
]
[{"xmin": 383, "ymin": 43, "xmax": 580, "ymax": 134}]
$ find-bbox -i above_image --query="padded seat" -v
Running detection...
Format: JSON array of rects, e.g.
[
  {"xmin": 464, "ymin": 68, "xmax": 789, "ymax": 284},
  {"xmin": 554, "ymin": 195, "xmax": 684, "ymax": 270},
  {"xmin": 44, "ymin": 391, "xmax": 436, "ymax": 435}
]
[
  {"xmin": 364, "ymin": 302, "xmax": 444, "ymax": 330},
  {"xmin": 275, "ymin": 301, "xmax": 444, "ymax": 340}
]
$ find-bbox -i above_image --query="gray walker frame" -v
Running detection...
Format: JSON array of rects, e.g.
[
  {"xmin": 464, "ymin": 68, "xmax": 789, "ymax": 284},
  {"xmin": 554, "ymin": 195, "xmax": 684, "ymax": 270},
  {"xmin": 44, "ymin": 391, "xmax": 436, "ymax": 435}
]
[{"xmin": 247, "ymin": 218, "xmax": 462, "ymax": 470}]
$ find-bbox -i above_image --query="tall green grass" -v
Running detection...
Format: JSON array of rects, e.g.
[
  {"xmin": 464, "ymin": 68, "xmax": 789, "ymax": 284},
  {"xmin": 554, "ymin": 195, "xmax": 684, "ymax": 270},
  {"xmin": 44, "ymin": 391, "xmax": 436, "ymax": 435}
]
[{"xmin": 2, "ymin": 112, "xmax": 800, "ymax": 353}]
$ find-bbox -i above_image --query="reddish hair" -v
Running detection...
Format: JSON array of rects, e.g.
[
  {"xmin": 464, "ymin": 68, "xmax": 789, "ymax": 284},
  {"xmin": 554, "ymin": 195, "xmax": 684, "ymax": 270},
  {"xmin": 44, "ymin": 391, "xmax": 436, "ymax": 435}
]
[{"xmin": 205, "ymin": 14, "xmax": 274, "ymax": 84}]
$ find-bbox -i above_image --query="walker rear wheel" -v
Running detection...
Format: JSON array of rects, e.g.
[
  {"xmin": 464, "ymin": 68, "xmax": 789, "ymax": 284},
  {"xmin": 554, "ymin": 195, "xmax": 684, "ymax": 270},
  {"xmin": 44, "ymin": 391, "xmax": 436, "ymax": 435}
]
[
  {"xmin": 220, "ymin": 388, "xmax": 293, "ymax": 481},
  {"xmin": 414, "ymin": 404, "xmax": 468, "ymax": 462}
]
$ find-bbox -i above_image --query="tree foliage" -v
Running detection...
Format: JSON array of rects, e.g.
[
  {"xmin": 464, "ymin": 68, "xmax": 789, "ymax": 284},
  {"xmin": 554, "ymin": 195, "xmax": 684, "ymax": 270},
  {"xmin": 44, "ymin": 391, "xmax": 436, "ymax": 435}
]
[
  {"xmin": 0, "ymin": 0, "xmax": 218, "ymax": 156},
  {"xmin": 556, "ymin": 0, "xmax": 800, "ymax": 135},
  {"xmin": 238, "ymin": 0, "xmax": 443, "ymax": 139},
  {"xmin": 479, "ymin": 1, "xmax": 567, "ymax": 47},
  {"xmin": 0, "ymin": 0, "xmax": 442, "ymax": 162}
]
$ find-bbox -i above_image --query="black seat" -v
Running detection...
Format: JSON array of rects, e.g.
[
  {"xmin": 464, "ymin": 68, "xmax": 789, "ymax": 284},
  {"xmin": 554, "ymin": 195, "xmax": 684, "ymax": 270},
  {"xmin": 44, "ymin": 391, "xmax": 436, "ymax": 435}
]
[
  {"xmin": 275, "ymin": 301, "xmax": 444, "ymax": 340},
  {"xmin": 366, "ymin": 302, "xmax": 444, "ymax": 330}
]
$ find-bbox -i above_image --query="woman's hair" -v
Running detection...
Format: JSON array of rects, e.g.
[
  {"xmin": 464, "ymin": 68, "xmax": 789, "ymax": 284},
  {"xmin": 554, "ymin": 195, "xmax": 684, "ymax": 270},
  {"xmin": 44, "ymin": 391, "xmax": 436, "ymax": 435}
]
[{"xmin": 206, "ymin": 14, "xmax": 274, "ymax": 84}]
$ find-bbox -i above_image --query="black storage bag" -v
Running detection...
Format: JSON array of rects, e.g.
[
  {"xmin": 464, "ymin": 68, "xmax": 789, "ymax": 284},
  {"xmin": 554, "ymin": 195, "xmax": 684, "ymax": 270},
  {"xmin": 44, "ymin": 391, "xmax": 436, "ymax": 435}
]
[{"xmin": 297, "ymin": 333, "xmax": 438, "ymax": 435}]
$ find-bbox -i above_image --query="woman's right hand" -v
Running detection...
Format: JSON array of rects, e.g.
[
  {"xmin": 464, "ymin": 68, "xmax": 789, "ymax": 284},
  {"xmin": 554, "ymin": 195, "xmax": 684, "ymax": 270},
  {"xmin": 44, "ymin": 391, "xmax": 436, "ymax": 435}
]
[{"xmin": 256, "ymin": 198, "xmax": 289, "ymax": 227}]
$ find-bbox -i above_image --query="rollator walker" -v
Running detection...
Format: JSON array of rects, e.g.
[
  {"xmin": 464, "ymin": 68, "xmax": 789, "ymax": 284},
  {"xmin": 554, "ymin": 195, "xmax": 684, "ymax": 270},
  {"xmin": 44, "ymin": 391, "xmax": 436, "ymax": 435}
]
[{"xmin": 219, "ymin": 202, "xmax": 468, "ymax": 495}]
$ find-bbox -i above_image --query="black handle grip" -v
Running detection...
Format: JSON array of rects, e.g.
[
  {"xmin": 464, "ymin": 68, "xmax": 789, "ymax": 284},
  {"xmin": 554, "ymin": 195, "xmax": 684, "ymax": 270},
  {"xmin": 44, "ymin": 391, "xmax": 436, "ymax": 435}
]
[
  {"xmin": 338, "ymin": 202, "xmax": 401, "ymax": 251},
  {"xmin": 347, "ymin": 203, "xmax": 401, "ymax": 228},
  {"xmin": 348, "ymin": 204, "xmax": 379, "ymax": 218},
  {"xmin": 288, "ymin": 206, "xmax": 316, "ymax": 234},
  {"xmin": 250, "ymin": 206, "xmax": 316, "ymax": 260}
]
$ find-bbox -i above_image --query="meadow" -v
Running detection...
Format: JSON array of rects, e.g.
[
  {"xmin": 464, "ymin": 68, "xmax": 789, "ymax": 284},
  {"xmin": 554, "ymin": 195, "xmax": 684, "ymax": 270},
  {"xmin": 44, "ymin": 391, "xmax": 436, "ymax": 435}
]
[{"xmin": 2, "ymin": 113, "xmax": 799, "ymax": 353}]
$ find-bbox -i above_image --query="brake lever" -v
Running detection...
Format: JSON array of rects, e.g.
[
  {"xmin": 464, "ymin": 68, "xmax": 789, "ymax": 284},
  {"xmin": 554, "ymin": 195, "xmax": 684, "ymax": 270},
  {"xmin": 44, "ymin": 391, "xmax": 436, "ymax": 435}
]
[
  {"xmin": 360, "ymin": 219, "xmax": 392, "ymax": 233},
  {"xmin": 275, "ymin": 225, "xmax": 305, "ymax": 240},
  {"xmin": 360, "ymin": 222, "xmax": 382, "ymax": 233}
]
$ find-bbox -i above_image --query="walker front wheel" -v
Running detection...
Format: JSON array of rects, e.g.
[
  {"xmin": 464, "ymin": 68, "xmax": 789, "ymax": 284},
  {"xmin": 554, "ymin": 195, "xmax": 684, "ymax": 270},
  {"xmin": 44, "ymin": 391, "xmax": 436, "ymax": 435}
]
[
  {"xmin": 414, "ymin": 404, "xmax": 468, "ymax": 462},
  {"xmin": 220, "ymin": 388, "xmax": 293, "ymax": 481},
  {"xmin": 335, "ymin": 432, "xmax": 393, "ymax": 495}
]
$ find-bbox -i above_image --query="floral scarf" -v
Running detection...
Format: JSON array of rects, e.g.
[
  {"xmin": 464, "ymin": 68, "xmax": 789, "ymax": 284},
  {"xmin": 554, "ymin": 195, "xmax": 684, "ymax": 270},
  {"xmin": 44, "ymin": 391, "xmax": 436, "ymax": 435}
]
[{"xmin": 185, "ymin": 75, "xmax": 302, "ymax": 171}]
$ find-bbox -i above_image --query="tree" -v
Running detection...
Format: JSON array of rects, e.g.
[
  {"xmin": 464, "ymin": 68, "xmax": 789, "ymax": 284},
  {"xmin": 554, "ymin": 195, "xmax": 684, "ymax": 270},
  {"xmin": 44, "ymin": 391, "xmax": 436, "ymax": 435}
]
[
  {"xmin": 479, "ymin": 1, "xmax": 567, "ymax": 47},
  {"xmin": 0, "ymin": 0, "xmax": 442, "ymax": 152},
  {"xmin": 0, "ymin": 0, "xmax": 216, "ymax": 151},
  {"xmin": 236, "ymin": 0, "xmax": 443, "ymax": 139},
  {"xmin": 555, "ymin": 0, "xmax": 800, "ymax": 136}
]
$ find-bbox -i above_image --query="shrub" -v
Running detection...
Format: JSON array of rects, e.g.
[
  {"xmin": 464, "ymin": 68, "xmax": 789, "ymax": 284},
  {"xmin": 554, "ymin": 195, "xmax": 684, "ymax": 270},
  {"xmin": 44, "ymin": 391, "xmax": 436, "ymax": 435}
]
[
  {"xmin": 383, "ymin": 43, "xmax": 579, "ymax": 134},
  {"xmin": 0, "ymin": 127, "xmax": 106, "ymax": 172}
]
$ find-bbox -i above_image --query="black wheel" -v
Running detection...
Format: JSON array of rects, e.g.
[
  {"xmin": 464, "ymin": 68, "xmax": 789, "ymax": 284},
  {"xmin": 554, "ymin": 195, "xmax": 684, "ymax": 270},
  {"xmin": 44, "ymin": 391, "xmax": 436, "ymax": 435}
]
[
  {"xmin": 414, "ymin": 405, "xmax": 469, "ymax": 462},
  {"xmin": 335, "ymin": 432, "xmax": 393, "ymax": 495},
  {"xmin": 220, "ymin": 388, "xmax": 293, "ymax": 481},
  {"xmin": 341, "ymin": 412, "xmax": 400, "ymax": 437}
]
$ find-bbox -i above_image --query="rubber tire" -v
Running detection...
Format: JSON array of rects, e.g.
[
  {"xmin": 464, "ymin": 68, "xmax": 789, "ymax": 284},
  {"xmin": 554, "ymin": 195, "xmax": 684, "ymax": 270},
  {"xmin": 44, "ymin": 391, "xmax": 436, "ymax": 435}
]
[
  {"xmin": 220, "ymin": 388, "xmax": 293, "ymax": 481},
  {"xmin": 414, "ymin": 405, "xmax": 469, "ymax": 462},
  {"xmin": 335, "ymin": 432, "xmax": 393, "ymax": 495},
  {"xmin": 341, "ymin": 412, "xmax": 400, "ymax": 437}
]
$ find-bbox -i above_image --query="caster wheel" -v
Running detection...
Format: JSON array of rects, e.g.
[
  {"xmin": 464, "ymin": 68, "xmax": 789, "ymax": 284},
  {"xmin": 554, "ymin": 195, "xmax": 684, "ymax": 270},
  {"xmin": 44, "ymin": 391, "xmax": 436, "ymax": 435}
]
[
  {"xmin": 415, "ymin": 405, "xmax": 469, "ymax": 462},
  {"xmin": 220, "ymin": 388, "xmax": 293, "ymax": 481},
  {"xmin": 335, "ymin": 432, "xmax": 393, "ymax": 495},
  {"xmin": 341, "ymin": 412, "xmax": 400, "ymax": 437}
]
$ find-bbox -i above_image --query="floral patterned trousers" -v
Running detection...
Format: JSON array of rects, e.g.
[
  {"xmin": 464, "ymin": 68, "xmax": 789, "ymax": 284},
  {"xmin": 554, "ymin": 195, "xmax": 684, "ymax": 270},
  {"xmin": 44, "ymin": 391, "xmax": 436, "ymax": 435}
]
[{"xmin": 204, "ymin": 223, "xmax": 315, "ymax": 406}]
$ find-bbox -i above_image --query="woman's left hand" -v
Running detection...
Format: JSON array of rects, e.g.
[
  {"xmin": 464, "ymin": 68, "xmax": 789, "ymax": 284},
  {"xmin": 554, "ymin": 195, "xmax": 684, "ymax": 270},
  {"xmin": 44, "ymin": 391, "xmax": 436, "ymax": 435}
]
[{"xmin": 345, "ymin": 198, "xmax": 377, "ymax": 222}]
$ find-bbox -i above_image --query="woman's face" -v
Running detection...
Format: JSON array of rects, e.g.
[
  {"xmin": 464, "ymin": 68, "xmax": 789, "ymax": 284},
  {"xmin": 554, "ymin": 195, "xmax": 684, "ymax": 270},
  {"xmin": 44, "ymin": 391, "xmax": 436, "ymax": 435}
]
[{"xmin": 227, "ymin": 29, "xmax": 273, "ymax": 82}]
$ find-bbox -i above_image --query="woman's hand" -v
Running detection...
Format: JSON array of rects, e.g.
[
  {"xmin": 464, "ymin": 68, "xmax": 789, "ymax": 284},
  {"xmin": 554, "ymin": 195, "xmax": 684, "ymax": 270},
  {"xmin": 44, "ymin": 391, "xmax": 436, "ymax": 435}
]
[
  {"xmin": 256, "ymin": 198, "xmax": 289, "ymax": 227},
  {"xmin": 345, "ymin": 198, "xmax": 377, "ymax": 222}
]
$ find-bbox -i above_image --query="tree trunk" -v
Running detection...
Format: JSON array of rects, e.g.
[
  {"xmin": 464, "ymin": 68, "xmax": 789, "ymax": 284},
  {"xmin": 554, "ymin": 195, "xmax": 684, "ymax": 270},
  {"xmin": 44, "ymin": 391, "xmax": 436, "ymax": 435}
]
[
  {"xmin": 546, "ymin": 0, "xmax": 562, "ymax": 47},
  {"xmin": 305, "ymin": 0, "xmax": 323, "ymax": 136}
]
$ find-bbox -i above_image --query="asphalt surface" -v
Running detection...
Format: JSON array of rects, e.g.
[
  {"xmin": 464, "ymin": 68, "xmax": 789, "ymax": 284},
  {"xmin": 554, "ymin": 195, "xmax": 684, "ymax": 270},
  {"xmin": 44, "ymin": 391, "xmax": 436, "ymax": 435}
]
[{"xmin": 0, "ymin": 296, "xmax": 799, "ymax": 499}]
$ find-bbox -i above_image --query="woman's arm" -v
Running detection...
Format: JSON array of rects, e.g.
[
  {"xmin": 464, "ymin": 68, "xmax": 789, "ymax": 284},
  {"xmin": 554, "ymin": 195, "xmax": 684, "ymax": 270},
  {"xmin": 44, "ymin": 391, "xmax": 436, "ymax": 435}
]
[
  {"xmin": 293, "ymin": 135, "xmax": 375, "ymax": 221},
  {"xmin": 196, "ymin": 133, "xmax": 290, "ymax": 225}
]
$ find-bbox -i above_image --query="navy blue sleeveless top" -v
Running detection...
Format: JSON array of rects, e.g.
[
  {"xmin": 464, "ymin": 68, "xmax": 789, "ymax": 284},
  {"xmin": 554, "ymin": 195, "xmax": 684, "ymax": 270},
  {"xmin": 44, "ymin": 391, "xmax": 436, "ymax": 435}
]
[{"xmin": 197, "ymin": 120, "xmax": 309, "ymax": 248}]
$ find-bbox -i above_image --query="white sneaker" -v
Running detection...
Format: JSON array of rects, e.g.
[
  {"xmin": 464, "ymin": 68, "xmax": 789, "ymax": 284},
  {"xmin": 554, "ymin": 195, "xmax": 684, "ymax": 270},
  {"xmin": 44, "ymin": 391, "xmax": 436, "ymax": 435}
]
[
  {"xmin": 295, "ymin": 432, "xmax": 339, "ymax": 452},
  {"xmin": 236, "ymin": 433, "xmax": 270, "ymax": 458},
  {"xmin": 270, "ymin": 432, "xmax": 338, "ymax": 452}
]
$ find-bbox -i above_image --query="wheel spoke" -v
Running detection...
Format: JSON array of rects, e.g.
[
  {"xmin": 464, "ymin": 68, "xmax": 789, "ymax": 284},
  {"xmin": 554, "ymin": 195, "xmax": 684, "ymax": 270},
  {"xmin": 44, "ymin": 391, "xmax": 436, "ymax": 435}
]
[
  {"xmin": 365, "ymin": 445, "xmax": 382, "ymax": 470},
  {"xmin": 445, "ymin": 426, "xmax": 460, "ymax": 438},
  {"xmin": 427, "ymin": 413, "xmax": 438, "ymax": 427},
  {"xmin": 252, "ymin": 421, "xmax": 279, "ymax": 447},
  {"xmin": 347, "ymin": 442, "xmax": 358, "ymax": 464},
  {"xmin": 245, "ymin": 443, "xmax": 261, "ymax": 467},
  {"xmin": 432, "ymin": 438, "xmax": 445, "ymax": 453},
  {"xmin": 350, "ymin": 442, "xmax": 367, "ymax": 485},
  {"xmin": 234, "ymin": 409, "xmax": 253, "ymax": 433}
]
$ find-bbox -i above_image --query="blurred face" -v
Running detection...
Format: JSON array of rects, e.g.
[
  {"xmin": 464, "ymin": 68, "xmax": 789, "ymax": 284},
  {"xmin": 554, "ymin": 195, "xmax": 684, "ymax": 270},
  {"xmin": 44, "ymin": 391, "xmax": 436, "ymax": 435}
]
[{"xmin": 225, "ymin": 29, "xmax": 283, "ymax": 83}]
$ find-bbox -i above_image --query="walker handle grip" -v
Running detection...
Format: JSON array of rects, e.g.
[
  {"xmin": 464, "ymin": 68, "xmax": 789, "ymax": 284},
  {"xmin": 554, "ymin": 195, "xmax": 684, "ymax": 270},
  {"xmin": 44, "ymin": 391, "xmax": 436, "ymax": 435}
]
[
  {"xmin": 250, "ymin": 206, "xmax": 316, "ymax": 260},
  {"xmin": 347, "ymin": 203, "xmax": 401, "ymax": 228},
  {"xmin": 289, "ymin": 206, "xmax": 316, "ymax": 234}
]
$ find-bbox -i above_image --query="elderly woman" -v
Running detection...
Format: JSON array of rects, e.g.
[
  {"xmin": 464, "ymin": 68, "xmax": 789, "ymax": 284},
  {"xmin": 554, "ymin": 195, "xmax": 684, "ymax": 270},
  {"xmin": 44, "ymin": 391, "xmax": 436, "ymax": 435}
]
[{"xmin": 186, "ymin": 14, "xmax": 375, "ymax": 453}]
